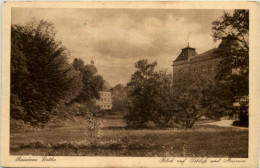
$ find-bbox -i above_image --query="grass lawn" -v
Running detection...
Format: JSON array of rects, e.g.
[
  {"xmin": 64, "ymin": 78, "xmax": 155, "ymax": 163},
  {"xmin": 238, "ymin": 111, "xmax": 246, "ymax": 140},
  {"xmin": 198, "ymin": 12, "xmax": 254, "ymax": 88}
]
[{"xmin": 10, "ymin": 115, "xmax": 248, "ymax": 157}]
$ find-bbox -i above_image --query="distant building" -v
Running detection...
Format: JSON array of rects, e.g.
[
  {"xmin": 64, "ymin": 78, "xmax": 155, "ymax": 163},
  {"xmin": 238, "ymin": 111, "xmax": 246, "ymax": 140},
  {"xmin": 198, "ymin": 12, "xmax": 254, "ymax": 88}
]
[{"xmin": 96, "ymin": 81, "xmax": 113, "ymax": 110}]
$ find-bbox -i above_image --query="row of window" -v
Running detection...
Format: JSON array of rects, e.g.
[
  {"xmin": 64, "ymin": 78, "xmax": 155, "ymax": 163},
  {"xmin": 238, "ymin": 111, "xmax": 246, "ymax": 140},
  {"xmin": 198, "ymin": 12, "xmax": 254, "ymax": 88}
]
[
  {"xmin": 100, "ymin": 98, "xmax": 110, "ymax": 102},
  {"xmin": 100, "ymin": 104, "xmax": 111, "ymax": 108},
  {"xmin": 176, "ymin": 65, "xmax": 213, "ymax": 73},
  {"xmin": 100, "ymin": 92, "xmax": 111, "ymax": 96},
  {"xmin": 193, "ymin": 65, "xmax": 213, "ymax": 72}
]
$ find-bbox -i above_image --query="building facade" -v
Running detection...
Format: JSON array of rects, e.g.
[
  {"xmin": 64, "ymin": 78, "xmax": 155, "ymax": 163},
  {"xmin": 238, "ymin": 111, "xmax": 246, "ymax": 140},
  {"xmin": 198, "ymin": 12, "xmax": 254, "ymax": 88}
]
[
  {"xmin": 95, "ymin": 81, "xmax": 113, "ymax": 110},
  {"xmin": 172, "ymin": 44, "xmax": 221, "ymax": 79},
  {"xmin": 96, "ymin": 91, "xmax": 113, "ymax": 110}
]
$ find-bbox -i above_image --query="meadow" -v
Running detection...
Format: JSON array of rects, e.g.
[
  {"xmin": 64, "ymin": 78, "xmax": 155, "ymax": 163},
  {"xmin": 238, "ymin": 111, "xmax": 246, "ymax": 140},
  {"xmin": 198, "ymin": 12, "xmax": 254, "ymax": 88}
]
[{"xmin": 10, "ymin": 115, "xmax": 248, "ymax": 157}]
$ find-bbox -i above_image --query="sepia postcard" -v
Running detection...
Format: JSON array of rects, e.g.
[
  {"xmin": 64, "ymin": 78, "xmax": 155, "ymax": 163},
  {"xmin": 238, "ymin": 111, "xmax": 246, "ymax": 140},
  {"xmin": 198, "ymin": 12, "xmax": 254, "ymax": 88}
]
[{"xmin": 1, "ymin": 1, "xmax": 259, "ymax": 167}]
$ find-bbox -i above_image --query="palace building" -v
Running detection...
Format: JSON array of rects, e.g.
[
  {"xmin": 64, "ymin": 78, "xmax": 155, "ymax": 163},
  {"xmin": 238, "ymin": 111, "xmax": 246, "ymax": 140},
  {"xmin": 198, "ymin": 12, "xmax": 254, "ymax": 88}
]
[
  {"xmin": 96, "ymin": 81, "xmax": 113, "ymax": 110},
  {"xmin": 172, "ymin": 43, "xmax": 221, "ymax": 78}
]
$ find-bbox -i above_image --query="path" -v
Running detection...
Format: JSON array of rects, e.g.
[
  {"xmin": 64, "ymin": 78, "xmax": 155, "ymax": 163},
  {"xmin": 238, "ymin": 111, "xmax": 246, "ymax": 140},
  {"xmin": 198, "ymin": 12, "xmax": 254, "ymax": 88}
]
[{"xmin": 201, "ymin": 119, "xmax": 248, "ymax": 129}]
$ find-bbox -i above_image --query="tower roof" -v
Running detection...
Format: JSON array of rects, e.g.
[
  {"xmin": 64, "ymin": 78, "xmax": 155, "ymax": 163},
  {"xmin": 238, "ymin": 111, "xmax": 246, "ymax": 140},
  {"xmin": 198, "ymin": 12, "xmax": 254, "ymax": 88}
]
[
  {"xmin": 174, "ymin": 45, "xmax": 198, "ymax": 62},
  {"xmin": 103, "ymin": 81, "xmax": 112, "ymax": 91},
  {"xmin": 90, "ymin": 57, "xmax": 94, "ymax": 65},
  {"xmin": 189, "ymin": 48, "xmax": 219, "ymax": 63}
]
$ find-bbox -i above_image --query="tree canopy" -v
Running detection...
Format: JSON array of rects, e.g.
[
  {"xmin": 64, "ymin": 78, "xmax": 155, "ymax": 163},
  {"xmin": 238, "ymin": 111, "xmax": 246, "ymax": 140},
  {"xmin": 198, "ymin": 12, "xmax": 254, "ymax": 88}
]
[
  {"xmin": 212, "ymin": 10, "xmax": 249, "ymax": 126},
  {"xmin": 72, "ymin": 58, "xmax": 104, "ymax": 104},
  {"xmin": 124, "ymin": 59, "xmax": 225, "ymax": 129},
  {"xmin": 111, "ymin": 84, "xmax": 127, "ymax": 114},
  {"xmin": 11, "ymin": 20, "xmax": 80, "ymax": 125}
]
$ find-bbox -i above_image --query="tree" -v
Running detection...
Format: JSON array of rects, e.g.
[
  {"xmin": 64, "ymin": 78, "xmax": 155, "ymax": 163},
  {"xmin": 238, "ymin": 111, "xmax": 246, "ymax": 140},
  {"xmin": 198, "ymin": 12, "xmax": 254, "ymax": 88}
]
[
  {"xmin": 111, "ymin": 84, "xmax": 127, "ymax": 114},
  {"xmin": 212, "ymin": 10, "xmax": 249, "ymax": 126},
  {"xmin": 72, "ymin": 58, "xmax": 104, "ymax": 104},
  {"xmin": 11, "ymin": 20, "xmax": 79, "ymax": 125},
  {"xmin": 124, "ymin": 59, "xmax": 222, "ymax": 129},
  {"xmin": 124, "ymin": 60, "xmax": 178, "ymax": 128},
  {"xmin": 124, "ymin": 59, "xmax": 157, "ymax": 128},
  {"xmin": 147, "ymin": 71, "xmax": 178, "ymax": 128},
  {"xmin": 72, "ymin": 58, "xmax": 84, "ymax": 71},
  {"xmin": 172, "ymin": 68, "xmax": 223, "ymax": 129}
]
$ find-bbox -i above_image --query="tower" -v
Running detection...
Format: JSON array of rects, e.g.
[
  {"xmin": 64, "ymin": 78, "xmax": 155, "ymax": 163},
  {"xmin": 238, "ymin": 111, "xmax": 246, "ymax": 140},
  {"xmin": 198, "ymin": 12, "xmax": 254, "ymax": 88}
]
[
  {"xmin": 175, "ymin": 45, "xmax": 198, "ymax": 62},
  {"xmin": 172, "ymin": 44, "xmax": 198, "ymax": 77},
  {"xmin": 90, "ymin": 57, "xmax": 94, "ymax": 65}
]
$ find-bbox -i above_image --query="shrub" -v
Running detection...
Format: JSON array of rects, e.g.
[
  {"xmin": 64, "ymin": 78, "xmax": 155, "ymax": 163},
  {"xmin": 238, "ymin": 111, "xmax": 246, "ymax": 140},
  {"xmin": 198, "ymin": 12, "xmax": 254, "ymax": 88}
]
[{"xmin": 10, "ymin": 118, "xmax": 36, "ymax": 133}]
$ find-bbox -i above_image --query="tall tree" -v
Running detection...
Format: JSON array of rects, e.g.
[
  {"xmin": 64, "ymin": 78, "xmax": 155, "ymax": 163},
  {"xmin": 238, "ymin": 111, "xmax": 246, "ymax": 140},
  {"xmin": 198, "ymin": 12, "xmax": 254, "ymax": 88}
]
[
  {"xmin": 111, "ymin": 84, "xmax": 127, "ymax": 114},
  {"xmin": 11, "ymin": 20, "xmax": 79, "ymax": 125},
  {"xmin": 172, "ymin": 68, "xmax": 223, "ymax": 129},
  {"xmin": 72, "ymin": 59, "xmax": 104, "ymax": 104},
  {"xmin": 212, "ymin": 10, "xmax": 249, "ymax": 126},
  {"xmin": 125, "ymin": 59, "xmax": 222, "ymax": 129},
  {"xmin": 147, "ymin": 71, "xmax": 178, "ymax": 128},
  {"xmin": 124, "ymin": 60, "xmax": 178, "ymax": 128},
  {"xmin": 124, "ymin": 59, "xmax": 157, "ymax": 128}
]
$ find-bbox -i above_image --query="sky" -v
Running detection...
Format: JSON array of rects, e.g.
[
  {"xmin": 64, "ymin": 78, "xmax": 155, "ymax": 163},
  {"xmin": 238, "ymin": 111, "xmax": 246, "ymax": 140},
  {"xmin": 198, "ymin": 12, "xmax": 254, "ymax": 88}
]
[{"xmin": 12, "ymin": 8, "xmax": 229, "ymax": 86}]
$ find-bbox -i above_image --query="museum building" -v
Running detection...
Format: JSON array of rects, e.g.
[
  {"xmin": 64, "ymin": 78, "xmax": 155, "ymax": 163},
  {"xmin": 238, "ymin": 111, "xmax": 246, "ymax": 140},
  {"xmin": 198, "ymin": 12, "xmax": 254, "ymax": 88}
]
[{"xmin": 172, "ymin": 43, "xmax": 221, "ymax": 79}]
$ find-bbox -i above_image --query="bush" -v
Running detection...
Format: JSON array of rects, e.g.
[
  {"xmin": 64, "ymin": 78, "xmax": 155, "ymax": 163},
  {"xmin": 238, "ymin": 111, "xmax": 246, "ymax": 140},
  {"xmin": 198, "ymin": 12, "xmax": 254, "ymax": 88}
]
[{"xmin": 10, "ymin": 119, "xmax": 36, "ymax": 133}]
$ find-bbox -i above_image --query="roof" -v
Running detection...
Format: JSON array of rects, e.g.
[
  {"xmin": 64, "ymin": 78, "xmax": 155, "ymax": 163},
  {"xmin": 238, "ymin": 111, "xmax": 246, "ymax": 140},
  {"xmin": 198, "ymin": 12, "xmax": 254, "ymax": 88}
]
[
  {"xmin": 189, "ymin": 48, "xmax": 219, "ymax": 63},
  {"xmin": 173, "ymin": 45, "xmax": 220, "ymax": 64},
  {"xmin": 174, "ymin": 46, "xmax": 198, "ymax": 62}
]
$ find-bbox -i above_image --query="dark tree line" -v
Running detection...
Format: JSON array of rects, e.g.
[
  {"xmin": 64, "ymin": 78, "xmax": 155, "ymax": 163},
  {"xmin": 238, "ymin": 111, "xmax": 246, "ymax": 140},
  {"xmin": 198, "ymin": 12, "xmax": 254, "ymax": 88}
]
[{"xmin": 11, "ymin": 20, "xmax": 104, "ymax": 126}]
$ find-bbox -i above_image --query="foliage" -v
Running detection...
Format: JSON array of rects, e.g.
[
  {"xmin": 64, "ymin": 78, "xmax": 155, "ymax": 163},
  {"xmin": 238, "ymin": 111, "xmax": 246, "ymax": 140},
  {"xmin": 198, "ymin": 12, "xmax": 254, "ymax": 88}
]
[
  {"xmin": 111, "ymin": 84, "xmax": 127, "ymax": 114},
  {"xmin": 146, "ymin": 71, "xmax": 177, "ymax": 127},
  {"xmin": 172, "ymin": 68, "xmax": 223, "ymax": 129},
  {"xmin": 11, "ymin": 20, "xmax": 80, "ymax": 126},
  {"xmin": 72, "ymin": 58, "xmax": 84, "ymax": 71},
  {"xmin": 72, "ymin": 58, "xmax": 104, "ymax": 103},
  {"xmin": 124, "ymin": 59, "xmax": 158, "ymax": 128},
  {"xmin": 10, "ymin": 94, "xmax": 26, "ymax": 121},
  {"xmin": 125, "ymin": 59, "xmax": 225, "ymax": 129},
  {"xmin": 10, "ymin": 118, "xmax": 35, "ymax": 133},
  {"xmin": 212, "ymin": 10, "xmax": 249, "ymax": 125},
  {"xmin": 66, "ymin": 102, "xmax": 103, "ymax": 138},
  {"xmin": 125, "ymin": 60, "xmax": 179, "ymax": 128}
]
